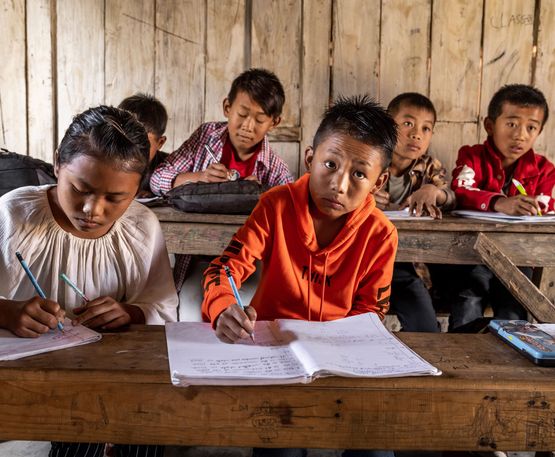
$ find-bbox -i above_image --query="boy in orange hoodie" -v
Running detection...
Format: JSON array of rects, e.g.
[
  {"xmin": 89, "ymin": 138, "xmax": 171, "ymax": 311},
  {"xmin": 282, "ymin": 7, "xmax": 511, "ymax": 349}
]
[{"xmin": 202, "ymin": 95, "xmax": 398, "ymax": 346}]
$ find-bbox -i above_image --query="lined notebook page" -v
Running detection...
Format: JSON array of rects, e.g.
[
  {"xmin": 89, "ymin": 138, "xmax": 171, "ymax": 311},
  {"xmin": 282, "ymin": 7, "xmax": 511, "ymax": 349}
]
[{"xmin": 0, "ymin": 319, "xmax": 101, "ymax": 361}]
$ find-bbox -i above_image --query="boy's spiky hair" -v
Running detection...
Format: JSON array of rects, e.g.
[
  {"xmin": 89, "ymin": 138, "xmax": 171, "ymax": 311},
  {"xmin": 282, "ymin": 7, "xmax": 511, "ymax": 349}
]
[
  {"xmin": 313, "ymin": 95, "xmax": 398, "ymax": 170},
  {"xmin": 387, "ymin": 92, "xmax": 437, "ymax": 124},
  {"xmin": 118, "ymin": 93, "xmax": 168, "ymax": 137},
  {"xmin": 488, "ymin": 84, "xmax": 549, "ymax": 127},
  {"xmin": 227, "ymin": 68, "xmax": 285, "ymax": 119}
]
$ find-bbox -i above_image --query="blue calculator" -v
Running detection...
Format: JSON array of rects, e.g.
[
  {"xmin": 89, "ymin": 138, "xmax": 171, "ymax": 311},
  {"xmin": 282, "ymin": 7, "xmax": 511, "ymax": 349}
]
[{"xmin": 489, "ymin": 320, "xmax": 555, "ymax": 366}]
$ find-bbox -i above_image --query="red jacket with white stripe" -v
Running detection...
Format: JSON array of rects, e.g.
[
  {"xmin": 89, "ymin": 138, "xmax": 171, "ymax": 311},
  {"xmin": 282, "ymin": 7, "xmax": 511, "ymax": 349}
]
[{"xmin": 451, "ymin": 138, "xmax": 555, "ymax": 213}]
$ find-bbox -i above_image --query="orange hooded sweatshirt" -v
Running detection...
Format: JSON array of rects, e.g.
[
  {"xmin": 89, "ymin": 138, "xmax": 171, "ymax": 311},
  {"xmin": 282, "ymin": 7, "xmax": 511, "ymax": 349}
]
[{"xmin": 202, "ymin": 173, "xmax": 398, "ymax": 325}]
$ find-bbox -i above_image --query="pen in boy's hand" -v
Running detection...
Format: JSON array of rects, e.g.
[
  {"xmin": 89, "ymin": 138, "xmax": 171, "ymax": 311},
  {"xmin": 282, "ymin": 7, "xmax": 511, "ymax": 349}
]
[
  {"xmin": 16, "ymin": 251, "xmax": 64, "ymax": 332},
  {"xmin": 204, "ymin": 144, "xmax": 219, "ymax": 163},
  {"xmin": 512, "ymin": 178, "xmax": 542, "ymax": 216},
  {"xmin": 223, "ymin": 265, "xmax": 255, "ymax": 342}
]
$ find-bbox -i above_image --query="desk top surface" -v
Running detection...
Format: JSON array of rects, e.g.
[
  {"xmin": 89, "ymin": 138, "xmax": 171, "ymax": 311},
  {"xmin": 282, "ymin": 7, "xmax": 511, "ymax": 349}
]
[
  {"xmin": 152, "ymin": 206, "xmax": 555, "ymax": 233},
  {"xmin": 2, "ymin": 325, "xmax": 554, "ymax": 391}
]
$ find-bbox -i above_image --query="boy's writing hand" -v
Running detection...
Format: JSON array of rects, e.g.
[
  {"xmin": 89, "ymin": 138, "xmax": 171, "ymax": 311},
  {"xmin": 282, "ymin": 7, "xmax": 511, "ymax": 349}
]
[
  {"xmin": 72, "ymin": 296, "xmax": 141, "ymax": 329},
  {"xmin": 403, "ymin": 185, "xmax": 444, "ymax": 219},
  {"xmin": 493, "ymin": 195, "xmax": 542, "ymax": 216},
  {"xmin": 374, "ymin": 189, "xmax": 392, "ymax": 210},
  {"xmin": 1, "ymin": 297, "xmax": 65, "ymax": 338},
  {"xmin": 200, "ymin": 163, "xmax": 231, "ymax": 183},
  {"xmin": 244, "ymin": 175, "xmax": 261, "ymax": 184},
  {"xmin": 215, "ymin": 303, "xmax": 257, "ymax": 343}
]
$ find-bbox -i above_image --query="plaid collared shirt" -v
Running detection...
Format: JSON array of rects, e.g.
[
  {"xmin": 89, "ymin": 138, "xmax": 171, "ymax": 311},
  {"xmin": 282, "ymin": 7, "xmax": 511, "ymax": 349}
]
[
  {"xmin": 150, "ymin": 121, "xmax": 293, "ymax": 195},
  {"xmin": 151, "ymin": 121, "xmax": 294, "ymax": 292}
]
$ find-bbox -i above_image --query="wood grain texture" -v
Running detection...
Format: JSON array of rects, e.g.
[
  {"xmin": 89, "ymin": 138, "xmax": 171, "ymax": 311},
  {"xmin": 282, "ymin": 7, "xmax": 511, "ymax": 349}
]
[
  {"xmin": 56, "ymin": 0, "xmax": 104, "ymax": 140},
  {"xmin": 474, "ymin": 232, "xmax": 555, "ymax": 322},
  {"xmin": 480, "ymin": 0, "xmax": 535, "ymax": 121},
  {"xmin": 532, "ymin": 0, "xmax": 555, "ymax": 164},
  {"xmin": 429, "ymin": 0, "xmax": 482, "ymax": 122},
  {"xmin": 0, "ymin": 0, "xmax": 26, "ymax": 153},
  {"xmin": 155, "ymin": 0, "xmax": 205, "ymax": 152},
  {"xmin": 431, "ymin": 122, "xmax": 479, "ymax": 174},
  {"xmin": 379, "ymin": 0, "xmax": 431, "ymax": 106},
  {"xmin": 538, "ymin": 267, "xmax": 555, "ymax": 310},
  {"xmin": 26, "ymin": 0, "xmax": 55, "ymax": 161},
  {"xmin": 301, "ymin": 0, "xmax": 332, "ymax": 152},
  {"xmin": 251, "ymin": 0, "xmax": 301, "ymax": 128},
  {"xmin": 105, "ymin": 0, "xmax": 155, "ymax": 105},
  {"xmin": 204, "ymin": 0, "xmax": 246, "ymax": 122},
  {"xmin": 2, "ymin": 328, "xmax": 555, "ymax": 450},
  {"xmin": 332, "ymin": 0, "xmax": 381, "ymax": 99}
]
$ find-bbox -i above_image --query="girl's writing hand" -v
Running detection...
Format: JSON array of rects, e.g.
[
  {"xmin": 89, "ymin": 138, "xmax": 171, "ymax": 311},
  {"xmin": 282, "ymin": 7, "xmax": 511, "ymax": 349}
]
[
  {"xmin": 72, "ymin": 296, "xmax": 134, "ymax": 329},
  {"xmin": 3, "ymin": 297, "xmax": 64, "ymax": 338},
  {"xmin": 403, "ymin": 185, "xmax": 443, "ymax": 219},
  {"xmin": 493, "ymin": 195, "xmax": 541, "ymax": 216},
  {"xmin": 215, "ymin": 303, "xmax": 257, "ymax": 343}
]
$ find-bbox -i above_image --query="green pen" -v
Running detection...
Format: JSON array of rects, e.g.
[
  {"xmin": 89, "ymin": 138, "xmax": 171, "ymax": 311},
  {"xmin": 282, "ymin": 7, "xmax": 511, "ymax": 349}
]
[{"xmin": 512, "ymin": 178, "xmax": 542, "ymax": 216}]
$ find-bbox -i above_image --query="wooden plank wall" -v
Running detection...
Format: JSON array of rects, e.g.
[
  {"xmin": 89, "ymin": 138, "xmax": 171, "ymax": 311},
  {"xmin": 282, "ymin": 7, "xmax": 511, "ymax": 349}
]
[{"xmin": 2, "ymin": 0, "xmax": 555, "ymax": 179}]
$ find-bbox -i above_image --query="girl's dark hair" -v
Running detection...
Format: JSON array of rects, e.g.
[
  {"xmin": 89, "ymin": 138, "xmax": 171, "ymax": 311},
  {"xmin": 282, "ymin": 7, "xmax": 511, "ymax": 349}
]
[
  {"xmin": 313, "ymin": 95, "xmax": 398, "ymax": 170},
  {"xmin": 57, "ymin": 105, "xmax": 150, "ymax": 176},
  {"xmin": 488, "ymin": 84, "xmax": 549, "ymax": 127},
  {"xmin": 387, "ymin": 92, "xmax": 437, "ymax": 124},
  {"xmin": 227, "ymin": 68, "xmax": 285, "ymax": 119},
  {"xmin": 118, "ymin": 93, "xmax": 168, "ymax": 137}
]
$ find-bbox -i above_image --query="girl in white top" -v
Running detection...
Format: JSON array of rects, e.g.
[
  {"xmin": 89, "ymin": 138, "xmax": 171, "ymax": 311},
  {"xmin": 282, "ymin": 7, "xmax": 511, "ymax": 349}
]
[{"xmin": 0, "ymin": 105, "xmax": 178, "ymax": 338}]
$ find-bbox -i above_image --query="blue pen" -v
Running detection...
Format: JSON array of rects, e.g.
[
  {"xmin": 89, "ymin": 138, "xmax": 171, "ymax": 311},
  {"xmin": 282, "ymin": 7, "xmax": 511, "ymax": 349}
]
[
  {"xmin": 223, "ymin": 265, "xmax": 255, "ymax": 342},
  {"xmin": 16, "ymin": 252, "xmax": 64, "ymax": 331}
]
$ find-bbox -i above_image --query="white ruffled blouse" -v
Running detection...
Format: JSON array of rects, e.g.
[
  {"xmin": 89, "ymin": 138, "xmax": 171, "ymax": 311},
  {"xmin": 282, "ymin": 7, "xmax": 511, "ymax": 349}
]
[{"xmin": 0, "ymin": 186, "xmax": 178, "ymax": 324}]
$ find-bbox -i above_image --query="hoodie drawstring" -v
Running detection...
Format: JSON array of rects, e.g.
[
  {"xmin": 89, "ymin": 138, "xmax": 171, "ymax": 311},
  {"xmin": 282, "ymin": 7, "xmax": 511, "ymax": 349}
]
[
  {"xmin": 319, "ymin": 252, "xmax": 329, "ymax": 321},
  {"xmin": 307, "ymin": 254, "xmax": 312, "ymax": 321}
]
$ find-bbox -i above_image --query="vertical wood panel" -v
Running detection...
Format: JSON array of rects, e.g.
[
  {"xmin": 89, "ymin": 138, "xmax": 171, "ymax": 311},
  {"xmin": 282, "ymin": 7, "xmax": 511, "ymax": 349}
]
[
  {"xmin": 301, "ymin": 0, "xmax": 331, "ymax": 152},
  {"xmin": 430, "ymin": 0, "xmax": 482, "ymax": 122},
  {"xmin": 332, "ymin": 0, "xmax": 380, "ymax": 99},
  {"xmin": 251, "ymin": 0, "xmax": 301, "ymax": 128},
  {"xmin": 27, "ymin": 0, "xmax": 54, "ymax": 162},
  {"xmin": 0, "ymin": 0, "xmax": 27, "ymax": 153},
  {"xmin": 380, "ymin": 0, "xmax": 431, "ymax": 106},
  {"xmin": 155, "ymin": 0, "xmax": 205, "ymax": 152},
  {"xmin": 205, "ymin": 0, "xmax": 246, "ymax": 122},
  {"xmin": 532, "ymin": 0, "xmax": 555, "ymax": 163},
  {"xmin": 480, "ymin": 0, "xmax": 535, "ymax": 121},
  {"xmin": 272, "ymin": 142, "xmax": 300, "ymax": 179},
  {"xmin": 431, "ymin": 122, "xmax": 479, "ymax": 177},
  {"xmin": 56, "ymin": 0, "xmax": 104, "ymax": 140},
  {"xmin": 105, "ymin": 0, "xmax": 155, "ymax": 106}
]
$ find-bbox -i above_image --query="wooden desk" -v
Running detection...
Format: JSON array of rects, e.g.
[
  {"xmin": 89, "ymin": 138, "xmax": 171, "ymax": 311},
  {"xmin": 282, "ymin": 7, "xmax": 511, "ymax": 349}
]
[
  {"xmin": 153, "ymin": 207, "xmax": 555, "ymax": 318},
  {"xmin": 1, "ymin": 326, "xmax": 555, "ymax": 451}
]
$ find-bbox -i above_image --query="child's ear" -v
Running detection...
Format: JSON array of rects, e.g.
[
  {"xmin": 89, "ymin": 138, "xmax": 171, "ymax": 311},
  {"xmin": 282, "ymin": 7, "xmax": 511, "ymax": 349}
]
[
  {"xmin": 222, "ymin": 97, "xmax": 231, "ymax": 118},
  {"xmin": 371, "ymin": 170, "xmax": 389, "ymax": 194},
  {"xmin": 304, "ymin": 146, "xmax": 315, "ymax": 171},
  {"xmin": 484, "ymin": 117, "xmax": 494, "ymax": 136},
  {"xmin": 158, "ymin": 135, "xmax": 167, "ymax": 150},
  {"xmin": 53, "ymin": 150, "xmax": 60, "ymax": 178},
  {"xmin": 269, "ymin": 116, "xmax": 281, "ymax": 131}
]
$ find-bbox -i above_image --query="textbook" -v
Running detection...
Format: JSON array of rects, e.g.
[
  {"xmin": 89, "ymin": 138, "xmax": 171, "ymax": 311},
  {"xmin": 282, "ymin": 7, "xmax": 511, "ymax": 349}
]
[
  {"xmin": 165, "ymin": 313, "xmax": 441, "ymax": 386},
  {"xmin": 452, "ymin": 210, "xmax": 555, "ymax": 223},
  {"xmin": 0, "ymin": 319, "xmax": 102, "ymax": 361},
  {"xmin": 383, "ymin": 209, "xmax": 433, "ymax": 220}
]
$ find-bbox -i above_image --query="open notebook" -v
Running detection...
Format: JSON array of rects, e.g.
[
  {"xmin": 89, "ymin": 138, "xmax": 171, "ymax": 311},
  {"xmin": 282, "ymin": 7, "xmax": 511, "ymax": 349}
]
[
  {"xmin": 0, "ymin": 319, "xmax": 102, "ymax": 361},
  {"xmin": 166, "ymin": 313, "xmax": 441, "ymax": 386},
  {"xmin": 452, "ymin": 210, "xmax": 555, "ymax": 223}
]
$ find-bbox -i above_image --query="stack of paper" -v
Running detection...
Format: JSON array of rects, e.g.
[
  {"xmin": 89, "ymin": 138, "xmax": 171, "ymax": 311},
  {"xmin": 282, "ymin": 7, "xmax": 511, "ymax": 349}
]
[{"xmin": 166, "ymin": 313, "xmax": 441, "ymax": 386}]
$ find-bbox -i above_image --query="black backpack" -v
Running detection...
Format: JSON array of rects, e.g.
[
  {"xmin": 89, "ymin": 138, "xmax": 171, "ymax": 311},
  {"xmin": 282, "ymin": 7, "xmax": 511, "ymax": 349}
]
[
  {"xmin": 0, "ymin": 148, "xmax": 57, "ymax": 197},
  {"xmin": 167, "ymin": 180, "xmax": 268, "ymax": 214}
]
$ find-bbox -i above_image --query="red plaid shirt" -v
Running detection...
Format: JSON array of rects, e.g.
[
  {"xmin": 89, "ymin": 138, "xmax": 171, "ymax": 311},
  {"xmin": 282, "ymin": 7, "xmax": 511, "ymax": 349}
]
[
  {"xmin": 151, "ymin": 121, "xmax": 294, "ymax": 292},
  {"xmin": 150, "ymin": 122, "xmax": 293, "ymax": 195}
]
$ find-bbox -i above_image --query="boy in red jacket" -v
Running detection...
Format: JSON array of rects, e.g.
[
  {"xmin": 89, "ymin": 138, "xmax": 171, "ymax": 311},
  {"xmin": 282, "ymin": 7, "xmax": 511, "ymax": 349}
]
[{"xmin": 450, "ymin": 84, "xmax": 555, "ymax": 330}]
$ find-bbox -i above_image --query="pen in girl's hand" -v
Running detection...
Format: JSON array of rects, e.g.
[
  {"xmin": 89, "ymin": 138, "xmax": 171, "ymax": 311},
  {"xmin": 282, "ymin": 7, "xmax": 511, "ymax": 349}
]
[{"xmin": 16, "ymin": 251, "xmax": 64, "ymax": 331}]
